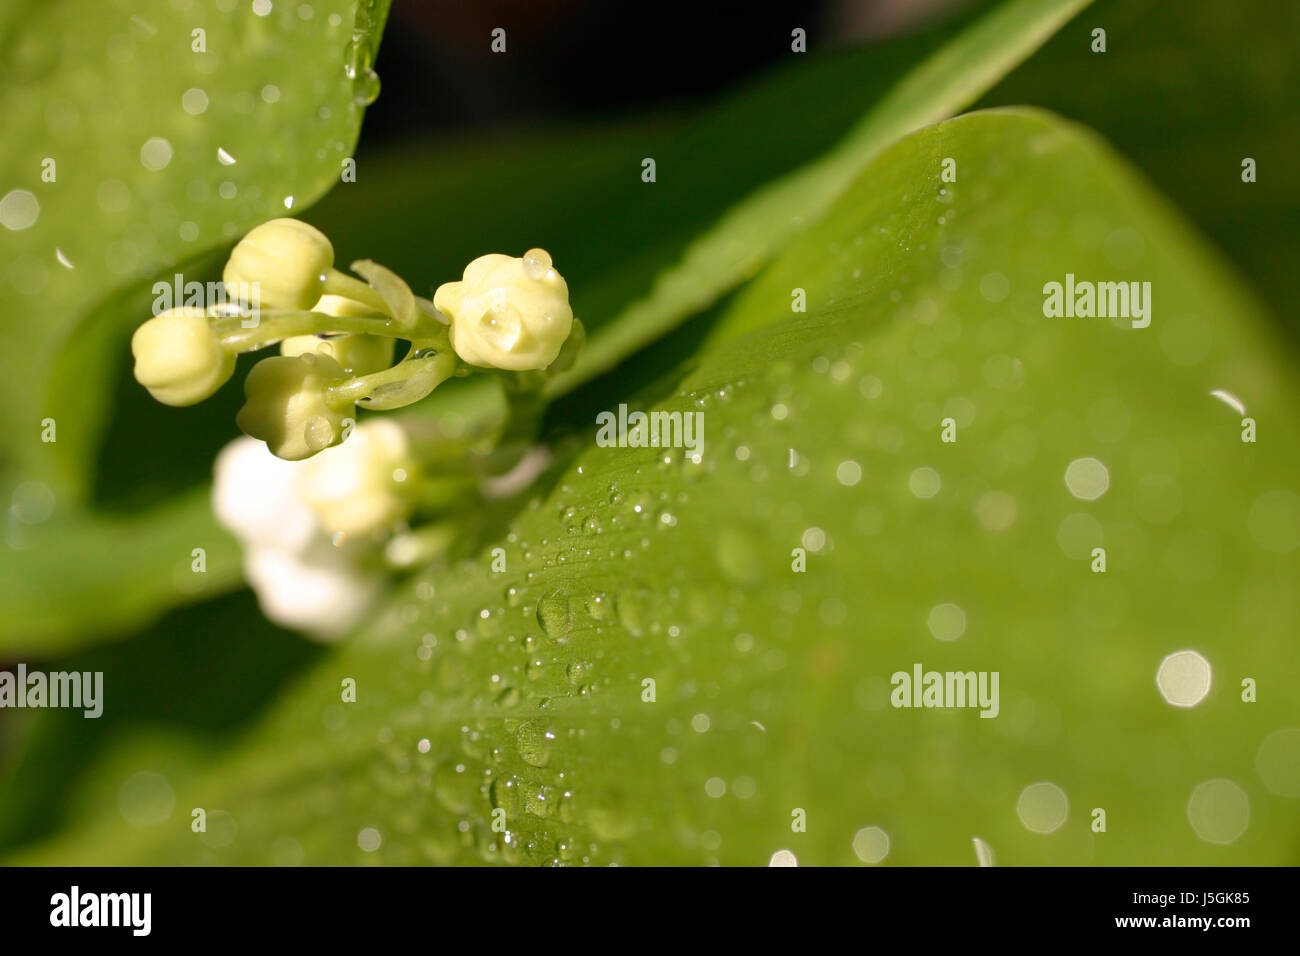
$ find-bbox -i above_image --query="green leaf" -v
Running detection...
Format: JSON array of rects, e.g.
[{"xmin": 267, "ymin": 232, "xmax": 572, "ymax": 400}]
[
  {"xmin": 16, "ymin": 108, "xmax": 1297, "ymax": 865},
  {"xmin": 547, "ymin": 0, "xmax": 1094, "ymax": 396},
  {"xmin": 0, "ymin": 0, "xmax": 391, "ymax": 501},
  {"xmin": 0, "ymin": 485, "xmax": 240, "ymax": 655}
]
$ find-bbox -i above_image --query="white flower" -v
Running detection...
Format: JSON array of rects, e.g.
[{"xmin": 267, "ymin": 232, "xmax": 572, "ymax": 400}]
[
  {"xmin": 212, "ymin": 435, "xmax": 382, "ymax": 640},
  {"xmin": 212, "ymin": 436, "xmax": 316, "ymax": 552},
  {"xmin": 298, "ymin": 419, "xmax": 414, "ymax": 538},
  {"xmin": 243, "ymin": 544, "xmax": 381, "ymax": 640},
  {"xmin": 434, "ymin": 248, "xmax": 573, "ymax": 371}
]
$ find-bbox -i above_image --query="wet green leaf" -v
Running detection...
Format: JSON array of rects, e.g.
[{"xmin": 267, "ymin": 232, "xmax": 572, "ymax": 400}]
[{"xmin": 0, "ymin": 0, "xmax": 391, "ymax": 500}]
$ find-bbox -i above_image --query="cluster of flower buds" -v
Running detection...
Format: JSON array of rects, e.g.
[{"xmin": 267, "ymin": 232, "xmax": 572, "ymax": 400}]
[
  {"xmin": 130, "ymin": 217, "xmax": 583, "ymax": 461},
  {"xmin": 131, "ymin": 217, "xmax": 585, "ymax": 636}
]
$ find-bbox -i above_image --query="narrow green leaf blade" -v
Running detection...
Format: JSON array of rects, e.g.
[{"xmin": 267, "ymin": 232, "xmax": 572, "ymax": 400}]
[{"xmin": 549, "ymin": 0, "xmax": 1094, "ymax": 396}]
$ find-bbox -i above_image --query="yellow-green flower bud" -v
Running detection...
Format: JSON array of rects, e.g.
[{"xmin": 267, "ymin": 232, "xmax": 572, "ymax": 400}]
[
  {"xmin": 131, "ymin": 306, "xmax": 235, "ymax": 406},
  {"xmin": 223, "ymin": 217, "xmax": 333, "ymax": 310},
  {"xmin": 236, "ymin": 352, "xmax": 351, "ymax": 460},
  {"xmin": 281, "ymin": 294, "xmax": 395, "ymax": 376},
  {"xmin": 299, "ymin": 419, "xmax": 414, "ymax": 537},
  {"xmin": 434, "ymin": 248, "xmax": 574, "ymax": 371}
]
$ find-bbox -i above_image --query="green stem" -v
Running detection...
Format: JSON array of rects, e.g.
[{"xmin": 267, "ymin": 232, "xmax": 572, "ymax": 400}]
[
  {"xmin": 216, "ymin": 311, "xmax": 383, "ymax": 352},
  {"xmin": 325, "ymin": 348, "xmax": 459, "ymax": 409},
  {"xmin": 215, "ymin": 310, "xmax": 448, "ymax": 353},
  {"xmin": 323, "ymin": 269, "xmax": 391, "ymax": 315}
]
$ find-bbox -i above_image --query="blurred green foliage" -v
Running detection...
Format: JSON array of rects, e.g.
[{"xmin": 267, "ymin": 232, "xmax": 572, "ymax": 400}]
[{"xmin": 978, "ymin": 0, "xmax": 1300, "ymax": 335}]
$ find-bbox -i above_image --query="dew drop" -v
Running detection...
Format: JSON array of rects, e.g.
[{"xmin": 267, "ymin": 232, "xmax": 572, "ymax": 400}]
[
  {"xmin": 515, "ymin": 719, "xmax": 553, "ymax": 767},
  {"xmin": 536, "ymin": 591, "xmax": 569, "ymax": 637},
  {"xmin": 493, "ymin": 685, "xmax": 520, "ymax": 709},
  {"xmin": 584, "ymin": 592, "xmax": 612, "ymax": 621},
  {"xmin": 1255, "ymin": 728, "xmax": 1300, "ymax": 797},
  {"xmin": 139, "ymin": 137, "xmax": 173, "ymax": 171},
  {"xmin": 0, "ymin": 190, "xmax": 39, "ymax": 230},
  {"xmin": 852, "ymin": 826, "xmax": 890, "ymax": 864},
  {"xmin": 909, "ymin": 466, "xmax": 941, "ymax": 499},
  {"xmin": 927, "ymin": 602, "xmax": 966, "ymax": 642},
  {"xmin": 490, "ymin": 775, "xmax": 523, "ymax": 815},
  {"xmin": 566, "ymin": 661, "xmax": 590, "ymax": 686},
  {"xmin": 1064, "ymin": 456, "xmax": 1109, "ymax": 500},
  {"xmin": 357, "ymin": 827, "xmax": 382, "ymax": 852},
  {"xmin": 1155, "ymin": 649, "xmax": 1212, "ymax": 707},
  {"xmin": 303, "ymin": 416, "xmax": 335, "ymax": 451},
  {"xmin": 522, "ymin": 248, "xmax": 553, "ymax": 280},
  {"xmin": 615, "ymin": 589, "xmax": 650, "ymax": 637},
  {"xmin": 181, "ymin": 87, "xmax": 208, "ymax": 115},
  {"xmin": 1016, "ymin": 782, "xmax": 1068, "ymax": 834},
  {"xmin": 344, "ymin": 38, "xmax": 382, "ymax": 106},
  {"xmin": 1186, "ymin": 779, "xmax": 1249, "ymax": 845}
]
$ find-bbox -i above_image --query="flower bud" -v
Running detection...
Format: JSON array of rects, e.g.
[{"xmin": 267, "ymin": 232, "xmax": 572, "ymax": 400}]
[
  {"xmin": 131, "ymin": 306, "xmax": 235, "ymax": 406},
  {"xmin": 299, "ymin": 419, "xmax": 414, "ymax": 537},
  {"xmin": 434, "ymin": 248, "xmax": 573, "ymax": 371},
  {"xmin": 236, "ymin": 352, "xmax": 350, "ymax": 460},
  {"xmin": 223, "ymin": 217, "xmax": 333, "ymax": 310},
  {"xmin": 281, "ymin": 294, "xmax": 395, "ymax": 376}
]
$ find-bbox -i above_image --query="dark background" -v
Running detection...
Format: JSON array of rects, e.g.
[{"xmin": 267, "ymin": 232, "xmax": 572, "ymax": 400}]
[{"xmin": 362, "ymin": 0, "xmax": 957, "ymax": 140}]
